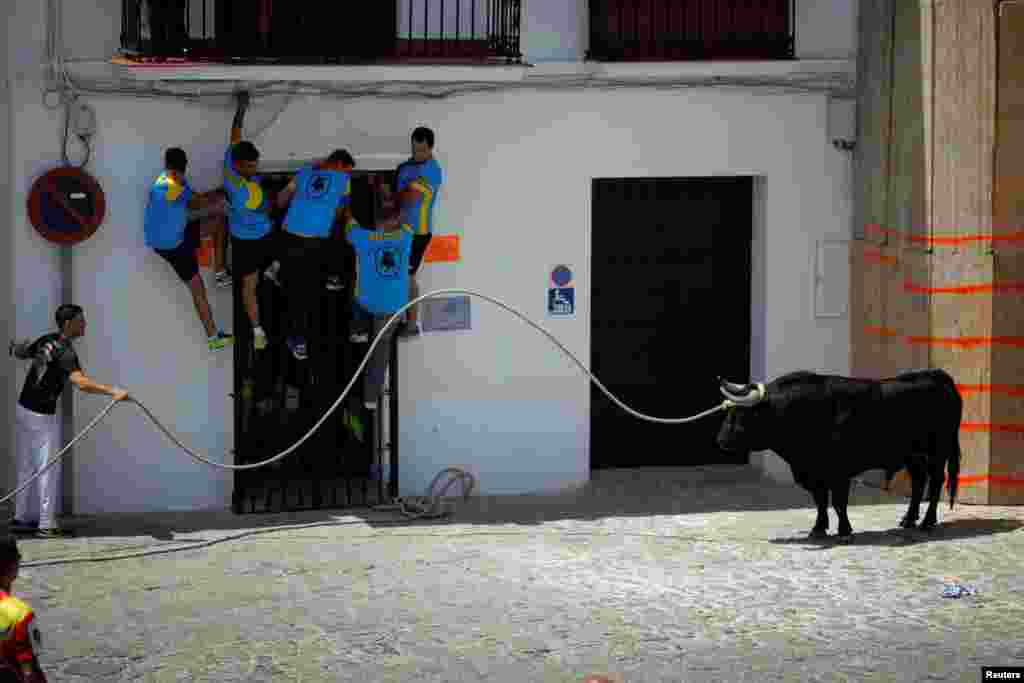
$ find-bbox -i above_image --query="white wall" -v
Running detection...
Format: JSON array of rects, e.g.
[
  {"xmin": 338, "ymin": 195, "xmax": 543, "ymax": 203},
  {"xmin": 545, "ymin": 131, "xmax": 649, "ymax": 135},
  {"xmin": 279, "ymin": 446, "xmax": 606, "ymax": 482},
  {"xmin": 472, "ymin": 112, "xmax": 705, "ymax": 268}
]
[
  {"xmin": 252, "ymin": 89, "xmax": 848, "ymax": 498},
  {"xmin": 795, "ymin": 0, "xmax": 859, "ymax": 60},
  {"xmin": 6, "ymin": 0, "xmax": 854, "ymax": 511},
  {"xmin": 1, "ymin": 13, "xmax": 14, "ymax": 499},
  {"xmin": 524, "ymin": 0, "xmax": 585, "ymax": 63}
]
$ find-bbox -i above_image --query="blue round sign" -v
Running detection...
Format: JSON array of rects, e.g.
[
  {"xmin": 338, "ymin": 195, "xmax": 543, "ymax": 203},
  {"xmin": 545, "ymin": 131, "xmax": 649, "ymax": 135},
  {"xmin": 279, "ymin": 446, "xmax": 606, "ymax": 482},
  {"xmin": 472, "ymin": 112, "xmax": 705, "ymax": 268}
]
[{"xmin": 552, "ymin": 265, "xmax": 573, "ymax": 287}]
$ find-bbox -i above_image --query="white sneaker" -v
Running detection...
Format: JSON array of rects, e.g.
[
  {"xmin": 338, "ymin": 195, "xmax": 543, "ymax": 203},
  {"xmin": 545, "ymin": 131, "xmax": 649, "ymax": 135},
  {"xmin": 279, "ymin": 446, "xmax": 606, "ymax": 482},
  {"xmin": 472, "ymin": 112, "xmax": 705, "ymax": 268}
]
[
  {"xmin": 365, "ymin": 400, "xmax": 378, "ymax": 410},
  {"xmin": 214, "ymin": 270, "xmax": 233, "ymax": 288},
  {"xmin": 253, "ymin": 327, "xmax": 268, "ymax": 351},
  {"xmin": 263, "ymin": 261, "xmax": 282, "ymax": 287}
]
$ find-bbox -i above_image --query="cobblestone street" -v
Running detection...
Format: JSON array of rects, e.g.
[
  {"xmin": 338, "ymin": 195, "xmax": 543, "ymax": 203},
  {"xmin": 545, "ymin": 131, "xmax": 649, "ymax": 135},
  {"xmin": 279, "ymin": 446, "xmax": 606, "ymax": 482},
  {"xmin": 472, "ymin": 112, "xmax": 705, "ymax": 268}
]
[{"xmin": 11, "ymin": 466, "xmax": 1024, "ymax": 682}]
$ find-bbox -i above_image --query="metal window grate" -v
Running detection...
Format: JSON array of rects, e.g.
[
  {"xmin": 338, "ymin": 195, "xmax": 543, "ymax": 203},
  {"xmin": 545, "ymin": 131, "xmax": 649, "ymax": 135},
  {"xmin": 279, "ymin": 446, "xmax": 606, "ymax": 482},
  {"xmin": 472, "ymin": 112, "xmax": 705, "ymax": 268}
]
[
  {"xmin": 586, "ymin": 0, "xmax": 795, "ymax": 62},
  {"xmin": 230, "ymin": 172, "xmax": 400, "ymax": 515},
  {"xmin": 121, "ymin": 0, "xmax": 522, "ymax": 64}
]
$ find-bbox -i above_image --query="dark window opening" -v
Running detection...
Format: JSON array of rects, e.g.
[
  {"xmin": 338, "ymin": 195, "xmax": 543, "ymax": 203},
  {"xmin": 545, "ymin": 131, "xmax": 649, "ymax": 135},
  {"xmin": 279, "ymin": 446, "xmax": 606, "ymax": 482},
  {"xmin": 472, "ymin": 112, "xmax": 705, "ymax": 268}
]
[{"xmin": 586, "ymin": 0, "xmax": 795, "ymax": 62}]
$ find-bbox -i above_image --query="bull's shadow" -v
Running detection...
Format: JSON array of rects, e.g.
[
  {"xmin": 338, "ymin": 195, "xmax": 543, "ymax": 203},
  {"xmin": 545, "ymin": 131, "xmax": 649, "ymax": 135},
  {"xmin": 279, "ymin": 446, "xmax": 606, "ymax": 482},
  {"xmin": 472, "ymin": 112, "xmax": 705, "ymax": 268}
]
[{"xmin": 769, "ymin": 516, "xmax": 1024, "ymax": 549}]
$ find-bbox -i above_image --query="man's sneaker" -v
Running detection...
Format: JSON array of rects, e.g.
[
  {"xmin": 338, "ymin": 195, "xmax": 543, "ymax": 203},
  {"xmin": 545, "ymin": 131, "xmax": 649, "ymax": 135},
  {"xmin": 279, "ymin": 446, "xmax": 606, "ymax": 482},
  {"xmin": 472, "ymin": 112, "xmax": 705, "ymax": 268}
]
[
  {"xmin": 344, "ymin": 409, "xmax": 365, "ymax": 443},
  {"xmin": 253, "ymin": 328, "xmax": 268, "ymax": 351},
  {"xmin": 264, "ymin": 261, "xmax": 282, "ymax": 288},
  {"xmin": 365, "ymin": 399, "xmax": 378, "ymax": 411},
  {"xmin": 36, "ymin": 527, "xmax": 73, "ymax": 538},
  {"xmin": 214, "ymin": 270, "xmax": 233, "ymax": 288},
  {"xmin": 349, "ymin": 332, "xmax": 369, "ymax": 344},
  {"xmin": 208, "ymin": 331, "xmax": 234, "ymax": 352},
  {"xmin": 286, "ymin": 336, "xmax": 308, "ymax": 360},
  {"xmin": 9, "ymin": 519, "xmax": 37, "ymax": 534},
  {"xmin": 325, "ymin": 275, "xmax": 344, "ymax": 291}
]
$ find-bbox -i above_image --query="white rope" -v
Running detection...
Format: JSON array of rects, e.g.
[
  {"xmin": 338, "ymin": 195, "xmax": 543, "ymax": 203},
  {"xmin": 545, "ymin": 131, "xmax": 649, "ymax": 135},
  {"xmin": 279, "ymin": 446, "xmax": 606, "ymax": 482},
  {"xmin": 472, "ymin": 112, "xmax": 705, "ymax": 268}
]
[{"xmin": 5, "ymin": 289, "xmax": 733, "ymax": 525}]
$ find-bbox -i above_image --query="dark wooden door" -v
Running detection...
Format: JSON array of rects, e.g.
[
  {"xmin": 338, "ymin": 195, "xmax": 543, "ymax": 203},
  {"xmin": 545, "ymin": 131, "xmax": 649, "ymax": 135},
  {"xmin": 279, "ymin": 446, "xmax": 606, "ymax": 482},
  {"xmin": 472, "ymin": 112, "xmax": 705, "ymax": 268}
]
[{"xmin": 590, "ymin": 177, "xmax": 753, "ymax": 469}]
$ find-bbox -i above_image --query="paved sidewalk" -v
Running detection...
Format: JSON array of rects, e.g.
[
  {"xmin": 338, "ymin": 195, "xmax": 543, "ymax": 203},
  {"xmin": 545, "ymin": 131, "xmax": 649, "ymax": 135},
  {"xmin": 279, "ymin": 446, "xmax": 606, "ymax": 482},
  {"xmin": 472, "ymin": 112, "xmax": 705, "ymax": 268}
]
[{"xmin": 10, "ymin": 465, "xmax": 1024, "ymax": 682}]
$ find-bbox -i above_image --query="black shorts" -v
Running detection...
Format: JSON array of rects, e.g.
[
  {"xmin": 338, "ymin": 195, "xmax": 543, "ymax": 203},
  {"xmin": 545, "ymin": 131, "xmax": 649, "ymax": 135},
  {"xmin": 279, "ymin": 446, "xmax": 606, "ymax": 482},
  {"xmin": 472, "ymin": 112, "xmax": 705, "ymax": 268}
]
[
  {"xmin": 231, "ymin": 232, "xmax": 275, "ymax": 277},
  {"xmin": 409, "ymin": 233, "xmax": 433, "ymax": 275},
  {"xmin": 154, "ymin": 220, "xmax": 200, "ymax": 282}
]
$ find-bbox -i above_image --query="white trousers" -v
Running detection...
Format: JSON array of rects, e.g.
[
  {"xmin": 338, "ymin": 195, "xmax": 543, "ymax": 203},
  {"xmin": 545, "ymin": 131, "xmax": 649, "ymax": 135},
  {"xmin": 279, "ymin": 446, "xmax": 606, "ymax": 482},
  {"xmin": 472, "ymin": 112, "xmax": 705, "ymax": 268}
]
[{"xmin": 14, "ymin": 404, "xmax": 61, "ymax": 529}]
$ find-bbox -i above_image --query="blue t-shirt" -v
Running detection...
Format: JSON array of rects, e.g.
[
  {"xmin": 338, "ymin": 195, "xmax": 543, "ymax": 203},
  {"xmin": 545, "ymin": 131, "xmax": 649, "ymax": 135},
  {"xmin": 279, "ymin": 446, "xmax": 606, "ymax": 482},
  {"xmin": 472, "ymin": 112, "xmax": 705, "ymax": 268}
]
[
  {"xmin": 346, "ymin": 220, "xmax": 414, "ymax": 315},
  {"xmin": 283, "ymin": 164, "xmax": 352, "ymax": 238},
  {"xmin": 396, "ymin": 157, "xmax": 443, "ymax": 236},
  {"xmin": 144, "ymin": 171, "xmax": 194, "ymax": 250},
  {"xmin": 223, "ymin": 147, "xmax": 272, "ymax": 240}
]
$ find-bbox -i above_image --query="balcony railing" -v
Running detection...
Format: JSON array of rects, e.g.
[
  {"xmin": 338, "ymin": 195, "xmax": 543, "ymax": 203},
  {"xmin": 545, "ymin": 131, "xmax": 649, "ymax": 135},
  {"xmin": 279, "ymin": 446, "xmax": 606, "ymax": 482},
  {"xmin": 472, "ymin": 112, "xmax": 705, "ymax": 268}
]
[
  {"xmin": 121, "ymin": 0, "xmax": 522, "ymax": 65},
  {"xmin": 586, "ymin": 0, "xmax": 795, "ymax": 62}
]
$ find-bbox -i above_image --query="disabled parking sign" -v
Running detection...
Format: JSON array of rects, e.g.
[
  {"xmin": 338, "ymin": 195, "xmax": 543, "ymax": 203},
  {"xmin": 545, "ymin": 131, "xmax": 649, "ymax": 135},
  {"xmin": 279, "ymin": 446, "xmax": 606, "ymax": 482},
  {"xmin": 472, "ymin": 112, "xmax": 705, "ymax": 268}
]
[{"xmin": 548, "ymin": 265, "xmax": 575, "ymax": 317}]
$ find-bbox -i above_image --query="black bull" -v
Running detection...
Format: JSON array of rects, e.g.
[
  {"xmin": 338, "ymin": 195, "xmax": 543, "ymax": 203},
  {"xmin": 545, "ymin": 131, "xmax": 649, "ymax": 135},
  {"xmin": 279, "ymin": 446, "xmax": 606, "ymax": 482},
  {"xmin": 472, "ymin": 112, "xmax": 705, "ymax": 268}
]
[{"xmin": 716, "ymin": 369, "xmax": 962, "ymax": 538}]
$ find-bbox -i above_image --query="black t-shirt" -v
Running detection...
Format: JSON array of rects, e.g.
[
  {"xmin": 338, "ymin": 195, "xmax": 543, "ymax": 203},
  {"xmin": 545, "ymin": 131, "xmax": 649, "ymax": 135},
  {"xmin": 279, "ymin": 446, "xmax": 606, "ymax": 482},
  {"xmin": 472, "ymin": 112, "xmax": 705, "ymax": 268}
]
[{"xmin": 17, "ymin": 333, "xmax": 82, "ymax": 415}]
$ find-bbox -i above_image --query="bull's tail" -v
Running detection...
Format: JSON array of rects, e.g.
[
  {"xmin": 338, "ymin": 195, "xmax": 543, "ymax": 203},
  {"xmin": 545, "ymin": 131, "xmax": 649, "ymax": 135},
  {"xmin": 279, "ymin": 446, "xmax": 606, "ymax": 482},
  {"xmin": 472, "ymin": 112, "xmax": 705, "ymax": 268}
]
[
  {"xmin": 947, "ymin": 434, "xmax": 961, "ymax": 509},
  {"xmin": 942, "ymin": 368, "xmax": 962, "ymax": 509}
]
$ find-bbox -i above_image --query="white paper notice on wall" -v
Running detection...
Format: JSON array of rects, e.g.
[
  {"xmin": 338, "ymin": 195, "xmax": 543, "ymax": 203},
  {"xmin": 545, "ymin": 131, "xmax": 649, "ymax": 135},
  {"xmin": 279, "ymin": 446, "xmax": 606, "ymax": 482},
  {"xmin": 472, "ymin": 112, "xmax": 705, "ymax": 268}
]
[
  {"xmin": 813, "ymin": 239, "xmax": 849, "ymax": 319},
  {"xmin": 422, "ymin": 295, "xmax": 471, "ymax": 332}
]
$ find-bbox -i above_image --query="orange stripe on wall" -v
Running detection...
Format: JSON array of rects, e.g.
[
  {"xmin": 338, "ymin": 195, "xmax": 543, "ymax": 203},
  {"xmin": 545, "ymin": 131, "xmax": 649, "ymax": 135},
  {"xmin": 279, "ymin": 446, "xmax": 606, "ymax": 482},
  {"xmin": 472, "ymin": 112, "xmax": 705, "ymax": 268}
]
[
  {"xmin": 863, "ymin": 326, "xmax": 1024, "ymax": 348},
  {"xmin": 960, "ymin": 423, "xmax": 1024, "ymax": 434},
  {"xmin": 865, "ymin": 224, "xmax": 1024, "ymax": 245},
  {"xmin": 864, "ymin": 325, "xmax": 902, "ymax": 338},
  {"xmin": 890, "ymin": 471, "xmax": 1024, "ymax": 487},
  {"xmin": 958, "ymin": 475, "xmax": 1024, "ymax": 486},
  {"xmin": 904, "ymin": 281, "xmax": 1024, "ymax": 295},
  {"xmin": 956, "ymin": 384, "xmax": 1024, "ymax": 397},
  {"xmin": 863, "ymin": 249, "xmax": 899, "ymax": 265}
]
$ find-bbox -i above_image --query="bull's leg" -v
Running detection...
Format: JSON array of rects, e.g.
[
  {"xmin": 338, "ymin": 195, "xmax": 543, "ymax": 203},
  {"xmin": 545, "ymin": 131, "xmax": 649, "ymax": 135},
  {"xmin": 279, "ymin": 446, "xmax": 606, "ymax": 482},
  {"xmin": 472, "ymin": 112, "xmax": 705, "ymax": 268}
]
[
  {"xmin": 830, "ymin": 480, "xmax": 853, "ymax": 537},
  {"xmin": 919, "ymin": 458, "xmax": 946, "ymax": 530},
  {"xmin": 809, "ymin": 486, "xmax": 830, "ymax": 538},
  {"xmin": 900, "ymin": 458, "xmax": 927, "ymax": 528}
]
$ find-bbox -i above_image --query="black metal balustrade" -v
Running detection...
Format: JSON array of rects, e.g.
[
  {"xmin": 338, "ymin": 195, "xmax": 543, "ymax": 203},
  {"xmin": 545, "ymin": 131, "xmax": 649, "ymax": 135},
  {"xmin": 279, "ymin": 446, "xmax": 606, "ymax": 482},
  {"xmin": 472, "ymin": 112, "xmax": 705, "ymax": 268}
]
[
  {"xmin": 121, "ymin": 0, "xmax": 522, "ymax": 64},
  {"xmin": 586, "ymin": 0, "xmax": 795, "ymax": 62}
]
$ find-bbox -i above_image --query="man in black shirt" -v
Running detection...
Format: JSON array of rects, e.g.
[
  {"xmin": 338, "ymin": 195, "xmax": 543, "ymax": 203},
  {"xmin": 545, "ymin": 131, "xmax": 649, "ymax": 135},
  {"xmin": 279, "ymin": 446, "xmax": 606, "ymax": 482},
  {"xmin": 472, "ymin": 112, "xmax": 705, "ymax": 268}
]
[{"xmin": 9, "ymin": 305, "xmax": 128, "ymax": 538}]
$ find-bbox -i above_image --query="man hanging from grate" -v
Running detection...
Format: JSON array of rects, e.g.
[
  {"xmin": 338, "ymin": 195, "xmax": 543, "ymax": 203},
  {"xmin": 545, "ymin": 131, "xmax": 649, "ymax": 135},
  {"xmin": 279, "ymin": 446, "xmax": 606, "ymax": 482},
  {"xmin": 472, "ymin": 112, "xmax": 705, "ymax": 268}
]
[
  {"xmin": 341, "ymin": 192, "xmax": 413, "ymax": 441},
  {"xmin": 271, "ymin": 150, "xmax": 354, "ymax": 361}
]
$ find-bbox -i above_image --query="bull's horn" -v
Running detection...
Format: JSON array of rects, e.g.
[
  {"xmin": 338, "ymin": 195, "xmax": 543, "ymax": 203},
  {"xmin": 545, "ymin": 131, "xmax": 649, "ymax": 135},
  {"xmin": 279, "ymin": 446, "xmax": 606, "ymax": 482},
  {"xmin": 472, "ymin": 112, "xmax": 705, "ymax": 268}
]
[
  {"xmin": 718, "ymin": 377, "xmax": 751, "ymax": 395},
  {"xmin": 718, "ymin": 378, "xmax": 766, "ymax": 406}
]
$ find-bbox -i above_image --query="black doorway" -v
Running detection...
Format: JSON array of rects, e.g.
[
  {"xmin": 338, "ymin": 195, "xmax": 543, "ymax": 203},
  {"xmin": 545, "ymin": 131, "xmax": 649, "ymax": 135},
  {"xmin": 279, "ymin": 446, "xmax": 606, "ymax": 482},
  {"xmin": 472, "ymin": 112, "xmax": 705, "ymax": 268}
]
[{"xmin": 590, "ymin": 177, "xmax": 753, "ymax": 469}]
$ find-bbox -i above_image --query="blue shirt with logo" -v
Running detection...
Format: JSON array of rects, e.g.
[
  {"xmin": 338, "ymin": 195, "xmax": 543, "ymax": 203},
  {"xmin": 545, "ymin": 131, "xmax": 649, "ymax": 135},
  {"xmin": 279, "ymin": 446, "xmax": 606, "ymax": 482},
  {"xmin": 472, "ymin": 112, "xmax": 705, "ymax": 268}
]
[
  {"xmin": 396, "ymin": 157, "xmax": 443, "ymax": 236},
  {"xmin": 223, "ymin": 147, "xmax": 272, "ymax": 240},
  {"xmin": 283, "ymin": 164, "xmax": 352, "ymax": 238},
  {"xmin": 144, "ymin": 171, "xmax": 194, "ymax": 250},
  {"xmin": 346, "ymin": 220, "xmax": 414, "ymax": 315}
]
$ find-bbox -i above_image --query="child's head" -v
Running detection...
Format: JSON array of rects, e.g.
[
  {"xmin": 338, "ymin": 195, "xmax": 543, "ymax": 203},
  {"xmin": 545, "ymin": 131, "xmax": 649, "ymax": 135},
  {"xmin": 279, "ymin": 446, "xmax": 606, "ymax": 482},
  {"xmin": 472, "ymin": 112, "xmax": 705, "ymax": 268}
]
[
  {"xmin": 326, "ymin": 148, "xmax": 356, "ymax": 171},
  {"xmin": 0, "ymin": 536, "xmax": 21, "ymax": 589}
]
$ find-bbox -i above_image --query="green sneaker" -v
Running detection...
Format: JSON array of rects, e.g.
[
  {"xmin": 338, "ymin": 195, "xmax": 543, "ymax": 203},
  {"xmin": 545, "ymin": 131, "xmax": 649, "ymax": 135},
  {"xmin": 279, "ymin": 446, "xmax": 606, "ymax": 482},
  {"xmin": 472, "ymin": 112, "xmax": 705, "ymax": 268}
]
[
  {"xmin": 208, "ymin": 331, "xmax": 234, "ymax": 352},
  {"xmin": 344, "ymin": 409, "xmax": 365, "ymax": 444},
  {"xmin": 253, "ymin": 328, "xmax": 268, "ymax": 351}
]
